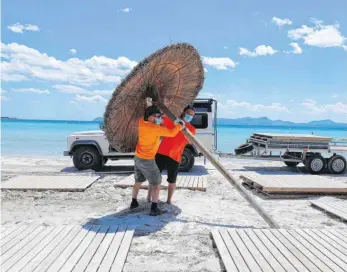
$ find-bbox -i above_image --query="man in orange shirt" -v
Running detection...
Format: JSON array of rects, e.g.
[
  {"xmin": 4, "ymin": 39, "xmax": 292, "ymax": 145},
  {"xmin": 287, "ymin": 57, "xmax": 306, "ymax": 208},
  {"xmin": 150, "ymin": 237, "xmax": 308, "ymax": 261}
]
[
  {"xmin": 148, "ymin": 105, "xmax": 196, "ymax": 204},
  {"xmin": 131, "ymin": 105, "xmax": 183, "ymax": 216}
]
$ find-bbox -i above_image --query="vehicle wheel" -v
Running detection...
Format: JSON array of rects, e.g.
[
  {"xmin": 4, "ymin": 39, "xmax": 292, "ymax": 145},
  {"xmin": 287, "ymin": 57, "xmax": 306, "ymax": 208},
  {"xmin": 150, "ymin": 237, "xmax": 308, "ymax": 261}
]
[
  {"xmin": 179, "ymin": 149, "xmax": 195, "ymax": 172},
  {"xmin": 283, "ymin": 152, "xmax": 301, "ymax": 167},
  {"xmin": 73, "ymin": 146, "xmax": 102, "ymax": 171},
  {"xmin": 103, "ymin": 157, "xmax": 108, "ymax": 164},
  {"xmin": 327, "ymin": 155, "xmax": 347, "ymax": 174},
  {"xmin": 234, "ymin": 143, "xmax": 254, "ymax": 155},
  {"xmin": 284, "ymin": 161, "xmax": 299, "ymax": 167},
  {"xmin": 305, "ymin": 154, "xmax": 325, "ymax": 174}
]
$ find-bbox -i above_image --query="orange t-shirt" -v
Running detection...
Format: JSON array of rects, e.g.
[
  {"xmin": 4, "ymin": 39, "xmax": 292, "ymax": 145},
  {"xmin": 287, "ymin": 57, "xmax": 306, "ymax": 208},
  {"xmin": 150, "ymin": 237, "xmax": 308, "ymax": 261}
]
[
  {"xmin": 157, "ymin": 116, "xmax": 196, "ymax": 162},
  {"xmin": 135, "ymin": 118, "xmax": 182, "ymax": 160}
]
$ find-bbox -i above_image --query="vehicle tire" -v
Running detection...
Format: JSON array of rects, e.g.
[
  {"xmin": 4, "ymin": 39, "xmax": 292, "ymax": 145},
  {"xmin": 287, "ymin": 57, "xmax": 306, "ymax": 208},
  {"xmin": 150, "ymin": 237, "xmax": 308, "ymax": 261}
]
[
  {"xmin": 234, "ymin": 143, "xmax": 254, "ymax": 155},
  {"xmin": 73, "ymin": 146, "xmax": 102, "ymax": 171},
  {"xmin": 305, "ymin": 154, "xmax": 325, "ymax": 174},
  {"xmin": 284, "ymin": 161, "xmax": 299, "ymax": 167},
  {"xmin": 179, "ymin": 149, "xmax": 195, "ymax": 172},
  {"xmin": 327, "ymin": 155, "xmax": 347, "ymax": 174},
  {"xmin": 103, "ymin": 157, "xmax": 108, "ymax": 164},
  {"xmin": 283, "ymin": 152, "xmax": 301, "ymax": 167}
]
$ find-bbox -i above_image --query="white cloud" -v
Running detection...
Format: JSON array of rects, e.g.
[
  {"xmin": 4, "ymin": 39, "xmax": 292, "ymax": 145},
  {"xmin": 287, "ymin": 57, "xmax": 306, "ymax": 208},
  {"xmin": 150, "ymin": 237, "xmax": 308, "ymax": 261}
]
[
  {"xmin": 272, "ymin": 17, "xmax": 292, "ymax": 27},
  {"xmin": 75, "ymin": 94, "xmax": 107, "ymax": 103},
  {"xmin": 288, "ymin": 20, "xmax": 346, "ymax": 49},
  {"xmin": 289, "ymin": 42, "xmax": 303, "ymax": 54},
  {"xmin": 1, "ymin": 96, "xmax": 10, "ymax": 101},
  {"xmin": 1, "ymin": 42, "xmax": 137, "ymax": 86},
  {"xmin": 204, "ymin": 68, "xmax": 208, "ymax": 73},
  {"xmin": 12, "ymin": 88, "xmax": 50, "ymax": 94},
  {"xmin": 69, "ymin": 48, "xmax": 77, "ymax": 55},
  {"xmin": 332, "ymin": 93, "xmax": 339, "ymax": 98},
  {"xmin": 202, "ymin": 57, "xmax": 238, "ymax": 70},
  {"xmin": 223, "ymin": 46, "xmax": 228, "ymax": 50},
  {"xmin": 53, "ymin": 84, "xmax": 113, "ymax": 95},
  {"xmin": 301, "ymin": 99, "xmax": 347, "ymax": 115},
  {"xmin": 120, "ymin": 7, "xmax": 131, "ymax": 12},
  {"xmin": 7, "ymin": 23, "xmax": 40, "ymax": 33},
  {"xmin": 343, "ymin": 45, "xmax": 347, "ymax": 51},
  {"xmin": 226, "ymin": 100, "xmax": 289, "ymax": 112},
  {"xmin": 239, "ymin": 45, "xmax": 277, "ymax": 57}
]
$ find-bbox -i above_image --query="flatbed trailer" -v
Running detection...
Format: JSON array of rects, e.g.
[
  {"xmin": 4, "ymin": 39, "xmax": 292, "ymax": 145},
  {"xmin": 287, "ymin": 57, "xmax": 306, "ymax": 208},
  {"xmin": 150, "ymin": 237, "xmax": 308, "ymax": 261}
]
[{"xmin": 217, "ymin": 133, "xmax": 347, "ymax": 175}]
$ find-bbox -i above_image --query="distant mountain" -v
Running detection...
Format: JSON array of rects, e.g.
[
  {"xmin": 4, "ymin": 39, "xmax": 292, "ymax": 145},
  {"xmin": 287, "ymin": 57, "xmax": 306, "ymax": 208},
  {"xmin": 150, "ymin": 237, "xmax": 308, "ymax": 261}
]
[
  {"xmin": 93, "ymin": 117, "xmax": 104, "ymax": 122},
  {"xmin": 217, "ymin": 117, "xmax": 347, "ymax": 128}
]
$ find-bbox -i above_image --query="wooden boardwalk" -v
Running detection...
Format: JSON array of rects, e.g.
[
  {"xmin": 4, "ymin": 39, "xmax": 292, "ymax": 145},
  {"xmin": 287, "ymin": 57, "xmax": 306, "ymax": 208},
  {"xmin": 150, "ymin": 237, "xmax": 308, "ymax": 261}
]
[
  {"xmin": 1, "ymin": 175, "xmax": 100, "ymax": 191},
  {"xmin": 240, "ymin": 172, "xmax": 347, "ymax": 194},
  {"xmin": 114, "ymin": 174, "xmax": 207, "ymax": 191},
  {"xmin": 211, "ymin": 228, "xmax": 347, "ymax": 272},
  {"xmin": 0, "ymin": 224, "xmax": 135, "ymax": 272},
  {"xmin": 311, "ymin": 197, "xmax": 347, "ymax": 221}
]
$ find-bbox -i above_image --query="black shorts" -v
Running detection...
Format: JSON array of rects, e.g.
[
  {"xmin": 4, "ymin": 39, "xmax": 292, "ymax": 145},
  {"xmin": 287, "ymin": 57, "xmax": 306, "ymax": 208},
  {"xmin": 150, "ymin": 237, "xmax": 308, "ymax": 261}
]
[{"xmin": 155, "ymin": 154, "xmax": 180, "ymax": 184}]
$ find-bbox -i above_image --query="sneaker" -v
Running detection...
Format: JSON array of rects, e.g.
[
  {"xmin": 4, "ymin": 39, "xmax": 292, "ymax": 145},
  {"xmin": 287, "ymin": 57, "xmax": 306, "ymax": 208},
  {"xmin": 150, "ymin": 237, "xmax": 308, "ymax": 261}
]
[
  {"xmin": 130, "ymin": 200, "xmax": 139, "ymax": 209},
  {"xmin": 149, "ymin": 207, "xmax": 166, "ymax": 216}
]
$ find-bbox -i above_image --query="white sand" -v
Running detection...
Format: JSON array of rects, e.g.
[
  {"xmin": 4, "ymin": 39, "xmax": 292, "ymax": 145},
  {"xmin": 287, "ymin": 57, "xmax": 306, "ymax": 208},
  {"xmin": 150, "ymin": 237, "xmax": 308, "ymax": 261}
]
[{"xmin": 1, "ymin": 156, "xmax": 347, "ymax": 271}]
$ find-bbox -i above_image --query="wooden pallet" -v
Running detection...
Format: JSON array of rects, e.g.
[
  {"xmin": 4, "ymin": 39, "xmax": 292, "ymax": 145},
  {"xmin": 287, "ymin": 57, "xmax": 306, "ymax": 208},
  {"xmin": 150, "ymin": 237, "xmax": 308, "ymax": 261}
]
[
  {"xmin": 211, "ymin": 228, "xmax": 347, "ymax": 272},
  {"xmin": 240, "ymin": 172, "xmax": 347, "ymax": 194},
  {"xmin": 311, "ymin": 197, "xmax": 347, "ymax": 221},
  {"xmin": 114, "ymin": 174, "xmax": 207, "ymax": 191},
  {"xmin": 0, "ymin": 224, "xmax": 135, "ymax": 272},
  {"xmin": 1, "ymin": 175, "xmax": 100, "ymax": 191}
]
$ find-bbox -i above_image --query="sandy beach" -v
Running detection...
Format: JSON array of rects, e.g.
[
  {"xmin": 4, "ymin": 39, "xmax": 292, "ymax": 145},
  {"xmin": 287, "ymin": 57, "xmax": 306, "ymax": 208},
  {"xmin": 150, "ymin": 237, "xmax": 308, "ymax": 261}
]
[{"xmin": 1, "ymin": 156, "xmax": 347, "ymax": 271}]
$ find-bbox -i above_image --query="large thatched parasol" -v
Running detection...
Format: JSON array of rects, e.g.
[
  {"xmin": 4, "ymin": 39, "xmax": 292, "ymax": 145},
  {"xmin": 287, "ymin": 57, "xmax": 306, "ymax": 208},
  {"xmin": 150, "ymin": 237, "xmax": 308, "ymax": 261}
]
[{"xmin": 104, "ymin": 43, "xmax": 204, "ymax": 153}]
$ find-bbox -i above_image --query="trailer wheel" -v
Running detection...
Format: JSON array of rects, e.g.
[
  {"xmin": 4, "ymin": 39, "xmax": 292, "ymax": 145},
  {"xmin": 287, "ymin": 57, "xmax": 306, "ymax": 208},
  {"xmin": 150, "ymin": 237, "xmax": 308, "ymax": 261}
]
[
  {"xmin": 327, "ymin": 155, "xmax": 347, "ymax": 174},
  {"xmin": 305, "ymin": 154, "xmax": 325, "ymax": 174}
]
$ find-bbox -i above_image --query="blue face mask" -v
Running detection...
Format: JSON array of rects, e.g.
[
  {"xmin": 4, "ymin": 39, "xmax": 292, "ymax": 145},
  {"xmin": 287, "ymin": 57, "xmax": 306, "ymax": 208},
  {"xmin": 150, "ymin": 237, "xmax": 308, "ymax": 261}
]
[
  {"xmin": 155, "ymin": 117, "xmax": 162, "ymax": 125},
  {"xmin": 184, "ymin": 114, "xmax": 193, "ymax": 123}
]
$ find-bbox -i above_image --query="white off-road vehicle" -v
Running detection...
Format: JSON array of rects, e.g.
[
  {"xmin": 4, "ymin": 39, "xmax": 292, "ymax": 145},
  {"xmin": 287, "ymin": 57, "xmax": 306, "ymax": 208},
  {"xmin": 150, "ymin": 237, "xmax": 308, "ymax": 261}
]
[{"xmin": 64, "ymin": 98, "xmax": 217, "ymax": 172}]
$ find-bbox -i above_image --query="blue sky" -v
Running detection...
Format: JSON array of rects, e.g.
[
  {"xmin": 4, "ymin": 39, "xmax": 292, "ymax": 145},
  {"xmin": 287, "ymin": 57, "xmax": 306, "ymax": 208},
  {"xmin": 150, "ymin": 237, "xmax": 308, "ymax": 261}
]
[{"xmin": 1, "ymin": 0, "xmax": 347, "ymax": 122}]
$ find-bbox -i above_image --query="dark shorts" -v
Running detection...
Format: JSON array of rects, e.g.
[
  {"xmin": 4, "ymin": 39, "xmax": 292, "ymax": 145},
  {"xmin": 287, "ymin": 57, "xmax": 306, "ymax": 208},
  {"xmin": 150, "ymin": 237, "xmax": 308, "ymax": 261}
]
[
  {"xmin": 134, "ymin": 156, "xmax": 162, "ymax": 186},
  {"xmin": 155, "ymin": 154, "xmax": 180, "ymax": 184}
]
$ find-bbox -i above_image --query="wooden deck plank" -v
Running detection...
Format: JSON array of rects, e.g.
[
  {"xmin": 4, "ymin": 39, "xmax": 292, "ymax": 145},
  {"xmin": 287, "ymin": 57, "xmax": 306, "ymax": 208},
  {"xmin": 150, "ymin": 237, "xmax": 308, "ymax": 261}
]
[
  {"xmin": 110, "ymin": 226, "xmax": 135, "ymax": 272},
  {"xmin": 46, "ymin": 225, "xmax": 93, "ymax": 272},
  {"xmin": 22, "ymin": 225, "xmax": 75, "ymax": 272},
  {"xmin": 312, "ymin": 201, "xmax": 347, "ymax": 220},
  {"xmin": 325, "ymin": 229, "xmax": 347, "ymax": 245},
  {"xmin": 253, "ymin": 229, "xmax": 297, "ymax": 272},
  {"xmin": 97, "ymin": 226, "xmax": 127, "ymax": 272},
  {"xmin": 8, "ymin": 226, "xmax": 64, "ymax": 272},
  {"xmin": 0, "ymin": 224, "xmax": 25, "ymax": 241},
  {"xmin": 244, "ymin": 229, "xmax": 284, "ymax": 272},
  {"xmin": 269, "ymin": 229, "xmax": 319, "ymax": 272},
  {"xmin": 319, "ymin": 229, "xmax": 347, "ymax": 251},
  {"xmin": 1, "ymin": 226, "xmax": 55, "ymax": 272},
  {"xmin": 211, "ymin": 229, "xmax": 238, "ymax": 272},
  {"xmin": 310, "ymin": 229, "xmax": 347, "ymax": 256},
  {"xmin": 34, "ymin": 225, "xmax": 85, "ymax": 272},
  {"xmin": 261, "ymin": 229, "xmax": 308, "ymax": 271},
  {"xmin": 278, "ymin": 229, "xmax": 332, "ymax": 272},
  {"xmin": 299, "ymin": 229, "xmax": 347, "ymax": 271},
  {"xmin": 287, "ymin": 230, "xmax": 343, "ymax": 271},
  {"xmin": 1, "ymin": 225, "xmax": 45, "ymax": 264},
  {"xmin": 59, "ymin": 225, "xmax": 102, "ymax": 272},
  {"xmin": 72, "ymin": 225, "xmax": 109, "ymax": 272},
  {"xmin": 228, "ymin": 229, "xmax": 261, "ymax": 272},
  {"xmin": 1, "ymin": 224, "xmax": 32, "ymax": 247},
  {"xmin": 219, "ymin": 228, "xmax": 249, "ymax": 272},
  {"xmin": 85, "ymin": 226, "xmax": 119, "ymax": 272},
  {"xmin": 235, "ymin": 229, "xmax": 273, "ymax": 272}
]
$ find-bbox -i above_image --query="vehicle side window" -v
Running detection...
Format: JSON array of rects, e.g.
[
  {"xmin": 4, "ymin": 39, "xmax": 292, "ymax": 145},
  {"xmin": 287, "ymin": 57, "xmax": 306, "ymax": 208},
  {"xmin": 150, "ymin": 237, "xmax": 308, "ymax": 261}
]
[{"xmin": 191, "ymin": 113, "xmax": 208, "ymax": 129}]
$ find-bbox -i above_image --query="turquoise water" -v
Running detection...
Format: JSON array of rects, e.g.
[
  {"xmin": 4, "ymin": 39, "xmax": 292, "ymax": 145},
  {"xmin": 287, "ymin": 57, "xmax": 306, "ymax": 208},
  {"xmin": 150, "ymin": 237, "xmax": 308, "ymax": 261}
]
[{"xmin": 1, "ymin": 119, "xmax": 346, "ymax": 156}]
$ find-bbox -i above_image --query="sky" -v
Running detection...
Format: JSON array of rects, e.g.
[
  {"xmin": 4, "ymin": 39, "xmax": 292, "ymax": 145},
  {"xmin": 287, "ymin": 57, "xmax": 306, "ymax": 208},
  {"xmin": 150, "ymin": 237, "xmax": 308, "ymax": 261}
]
[{"xmin": 1, "ymin": 0, "xmax": 347, "ymax": 122}]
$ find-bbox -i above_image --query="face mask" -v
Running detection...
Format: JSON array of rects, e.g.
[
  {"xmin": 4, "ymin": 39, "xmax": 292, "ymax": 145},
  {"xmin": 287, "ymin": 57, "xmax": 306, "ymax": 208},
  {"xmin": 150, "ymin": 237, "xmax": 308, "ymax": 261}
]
[
  {"xmin": 184, "ymin": 114, "xmax": 193, "ymax": 123},
  {"xmin": 155, "ymin": 117, "xmax": 162, "ymax": 125}
]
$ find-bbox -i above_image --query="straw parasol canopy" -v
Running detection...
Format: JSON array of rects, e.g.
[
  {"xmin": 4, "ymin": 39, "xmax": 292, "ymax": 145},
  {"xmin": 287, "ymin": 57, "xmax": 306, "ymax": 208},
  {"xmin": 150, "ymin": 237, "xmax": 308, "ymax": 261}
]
[{"xmin": 104, "ymin": 43, "xmax": 204, "ymax": 152}]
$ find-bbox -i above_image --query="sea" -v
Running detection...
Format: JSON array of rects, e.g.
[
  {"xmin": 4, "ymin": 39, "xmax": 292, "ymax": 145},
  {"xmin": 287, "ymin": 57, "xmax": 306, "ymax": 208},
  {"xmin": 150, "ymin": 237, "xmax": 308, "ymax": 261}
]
[{"xmin": 1, "ymin": 119, "xmax": 346, "ymax": 157}]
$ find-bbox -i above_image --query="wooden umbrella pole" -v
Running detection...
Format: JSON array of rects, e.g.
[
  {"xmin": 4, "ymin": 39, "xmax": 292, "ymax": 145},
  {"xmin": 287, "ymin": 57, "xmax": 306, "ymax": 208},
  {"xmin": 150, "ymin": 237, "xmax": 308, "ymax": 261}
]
[{"xmin": 157, "ymin": 101, "xmax": 280, "ymax": 228}]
